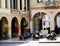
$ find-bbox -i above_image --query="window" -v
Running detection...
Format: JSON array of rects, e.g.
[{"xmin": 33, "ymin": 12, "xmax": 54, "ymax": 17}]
[
  {"xmin": 20, "ymin": 0, "xmax": 22, "ymax": 10},
  {"xmin": 5, "ymin": 0, "xmax": 8, "ymax": 8},
  {"xmin": 13, "ymin": 0, "xmax": 18, "ymax": 9},
  {"xmin": 37, "ymin": 0, "xmax": 43, "ymax": 3},
  {"xmin": 48, "ymin": 0, "xmax": 55, "ymax": 2},
  {"xmin": 0, "ymin": 0, "xmax": 1, "ymax": 8},
  {"xmin": 10, "ymin": 0, "xmax": 12, "ymax": 9},
  {"xmin": 27, "ymin": 0, "xmax": 30, "ymax": 10},
  {"xmin": 10, "ymin": 0, "xmax": 18, "ymax": 9},
  {"xmin": 24, "ymin": 0, "xmax": 30, "ymax": 11},
  {"xmin": 24, "ymin": 0, "xmax": 26, "ymax": 11},
  {"xmin": 15, "ymin": 0, "xmax": 18, "ymax": 9}
]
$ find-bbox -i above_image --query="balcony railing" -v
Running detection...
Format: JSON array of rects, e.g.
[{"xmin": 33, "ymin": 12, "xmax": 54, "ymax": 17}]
[
  {"xmin": 45, "ymin": 1, "xmax": 59, "ymax": 7},
  {"xmin": 11, "ymin": 9, "xmax": 29, "ymax": 16},
  {"xmin": 11, "ymin": 9, "xmax": 20, "ymax": 14},
  {"xmin": 20, "ymin": 10, "xmax": 29, "ymax": 15}
]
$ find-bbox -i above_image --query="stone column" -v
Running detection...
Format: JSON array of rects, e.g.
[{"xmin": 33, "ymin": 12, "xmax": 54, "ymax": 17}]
[
  {"xmin": 18, "ymin": 25, "xmax": 21, "ymax": 36},
  {"xmin": 22, "ymin": 0, "xmax": 24, "ymax": 11},
  {"xmin": 8, "ymin": 21, "xmax": 11, "ymax": 39},
  {"xmin": 18, "ymin": 22, "xmax": 21, "ymax": 36},
  {"xmin": 18, "ymin": 19, "xmax": 21, "ymax": 36},
  {"xmin": 50, "ymin": 16, "xmax": 54, "ymax": 31},
  {"xmin": 18, "ymin": 0, "xmax": 20, "ymax": 10},
  {"xmin": 1, "ymin": 0, "xmax": 5, "ymax": 8},
  {"xmin": 8, "ymin": 0, "xmax": 10, "ymax": 9},
  {"xmin": 49, "ymin": 11, "xmax": 55, "ymax": 31},
  {"xmin": 30, "ymin": 21, "xmax": 33, "ymax": 33}
]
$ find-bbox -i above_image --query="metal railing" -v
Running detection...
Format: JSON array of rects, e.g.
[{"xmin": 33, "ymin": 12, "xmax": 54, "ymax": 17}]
[
  {"xmin": 11, "ymin": 9, "xmax": 29, "ymax": 16},
  {"xmin": 45, "ymin": 1, "xmax": 59, "ymax": 7},
  {"xmin": 11, "ymin": 9, "xmax": 20, "ymax": 14}
]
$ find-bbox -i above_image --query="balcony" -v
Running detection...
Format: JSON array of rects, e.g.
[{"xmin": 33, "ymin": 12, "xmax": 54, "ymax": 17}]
[
  {"xmin": 11, "ymin": 9, "xmax": 29, "ymax": 16},
  {"xmin": 45, "ymin": 1, "xmax": 59, "ymax": 7},
  {"xmin": 20, "ymin": 10, "xmax": 29, "ymax": 16},
  {"xmin": 11, "ymin": 9, "xmax": 20, "ymax": 15},
  {"xmin": 0, "ymin": 8, "xmax": 29, "ymax": 16}
]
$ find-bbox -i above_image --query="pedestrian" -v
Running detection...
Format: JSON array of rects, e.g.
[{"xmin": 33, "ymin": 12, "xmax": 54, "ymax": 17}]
[{"xmin": 15, "ymin": 26, "xmax": 19, "ymax": 34}]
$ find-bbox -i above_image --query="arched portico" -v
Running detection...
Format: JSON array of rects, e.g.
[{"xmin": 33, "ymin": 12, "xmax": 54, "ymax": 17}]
[
  {"xmin": 32, "ymin": 12, "xmax": 50, "ymax": 33},
  {"xmin": 54, "ymin": 12, "xmax": 60, "ymax": 35},
  {"xmin": 11, "ymin": 17, "xmax": 19, "ymax": 38},
  {"xmin": 21, "ymin": 17, "xmax": 28, "ymax": 35},
  {"xmin": 0, "ymin": 17, "xmax": 9, "ymax": 39}
]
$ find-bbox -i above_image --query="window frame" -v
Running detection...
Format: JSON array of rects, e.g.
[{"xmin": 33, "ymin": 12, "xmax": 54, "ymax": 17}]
[
  {"xmin": 13, "ymin": 0, "xmax": 18, "ymax": 9},
  {"xmin": 37, "ymin": 0, "xmax": 43, "ymax": 3},
  {"xmin": 10, "ymin": 0, "xmax": 12, "ymax": 9},
  {"xmin": 5, "ymin": 0, "xmax": 8, "ymax": 8},
  {"xmin": 20, "ymin": 0, "xmax": 22, "ymax": 10},
  {"xmin": 48, "ymin": 0, "xmax": 55, "ymax": 2},
  {"xmin": 0, "ymin": 0, "xmax": 1, "ymax": 8}
]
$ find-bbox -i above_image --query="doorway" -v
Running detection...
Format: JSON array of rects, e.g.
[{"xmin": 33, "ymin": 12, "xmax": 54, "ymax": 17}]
[
  {"xmin": 0, "ymin": 20, "xmax": 3, "ymax": 39},
  {"xmin": 11, "ymin": 17, "xmax": 19, "ymax": 38},
  {"xmin": 1, "ymin": 17, "xmax": 8, "ymax": 39},
  {"xmin": 33, "ymin": 12, "xmax": 42, "ymax": 32},
  {"xmin": 21, "ymin": 17, "xmax": 28, "ymax": 35},
  {"xmin": 54, "ymin": 13, "xmax": 60, "ymax": 35}
]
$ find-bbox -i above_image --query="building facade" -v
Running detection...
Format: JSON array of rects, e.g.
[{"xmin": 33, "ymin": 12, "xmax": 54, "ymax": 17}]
[
  {"xmin": 0, "ymin": 0, "xmax": 30, "ymax": 39},
  {"xmin": 29, "ymin": 0, "xmax": 60, "ymax": 34},
  {"xmin": 0, "ymin": 0, "xmax": 60, "ymax": 39}
]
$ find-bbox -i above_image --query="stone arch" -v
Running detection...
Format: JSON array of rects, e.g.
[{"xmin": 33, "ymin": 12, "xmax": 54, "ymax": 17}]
[
  {"xmin": 54, "ymin": 12, "xmax": 60, "ymax": 34},
  {"xmin": 32, "ymin": 10, "xmax": 48, "ymax": 17},
  {"xmin": 32, "ymin": 11, "xmax": 40, "ymax": 17},
  {"xmin": 1, "ymin": 17, "xmax": 8, "ymax": 24},
  {"xmin": 0, "ymin": 17, "xmax": 9, "ymax": 39},
  {"xmin": 54, "ymin": 12, "xmax": 60, "ymax": 27},
  {"xmin": 33, "ymin": 12, "xmax": 46, "ymax": 31},
  {"xmin": 11, "ymin": 17, "xmax": 19, "ymax": 38},
  {"xmin": 33, "ymin": 12, "xmax": 50, "ymax": 33},
  {"xmin": 33, "ymin": 12, "xmax": 40, "ymax": 32},
  {"xmin": 21, "ymin": 17, "xmax": 28, "ymax": 35}
]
